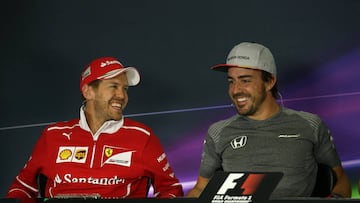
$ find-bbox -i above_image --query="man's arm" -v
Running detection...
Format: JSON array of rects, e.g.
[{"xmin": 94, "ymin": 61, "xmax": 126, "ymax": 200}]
[
  {"xmin": 331, "ymin": 166, "xmax": 351, "ymax": 198},
  {"xmin": 143, "ymin": 134, "xmax": 184, "ymax": 198},
  {"xmin": 7, "ymin": 128, "xmax": 50, "ymax": 199},
  {"xmin": 186, "ymin": 176, "xmax": 210, "ymax": 197}
]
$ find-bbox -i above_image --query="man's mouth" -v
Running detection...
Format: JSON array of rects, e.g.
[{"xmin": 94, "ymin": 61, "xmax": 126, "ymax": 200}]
[
  {"xmin": 111, "ymin": 102, "xmax": 122, "ymax": 111},
  {"xmin": 236, "ymin": 97, "xmax": 248, "ymax": 102}
]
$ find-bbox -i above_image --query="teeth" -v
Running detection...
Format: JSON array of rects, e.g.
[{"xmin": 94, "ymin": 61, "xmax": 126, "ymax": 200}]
[
  {"xmin": 237, "ymin": 97, "xmax": 247, "ymax": 102},
  {"xmin": 111, "ymin": 103, "xmax": 122, "ymax": 108}
]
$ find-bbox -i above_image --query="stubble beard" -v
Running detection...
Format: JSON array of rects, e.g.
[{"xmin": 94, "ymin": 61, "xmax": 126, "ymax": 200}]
[
  {"xmin": 94, "ymin": 99, "xmax": 123, "ymax": 122},
  {"xmin": 235, "ymin": 87, "xmax": 267, "ymax": 117}
]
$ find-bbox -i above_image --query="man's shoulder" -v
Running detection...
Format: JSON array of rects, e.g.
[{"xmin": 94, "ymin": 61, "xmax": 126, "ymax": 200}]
[
  {"xmin": 123, "ymin": 117, "xmax": 150, "ymax": 128},
  {"xmin": 210, "ymin": 114, "xmax": 239, "ymax": 126},
  {"xmin": 122, "ymin": 117, "xmax": 153, "ymax": 136},
  {"xmin": 281, "ymin": 107, "xmax": 324, "ymax": 131},
  {"xmin": 282, "ymin": 107, "xmax": 321, "ymax": 121},
  {"xmin": 45, "ymin": 118, "xmax": 80, "ymax": 131},
  {"xmin": 208, "ymin": 114, "xmax": 239, "ymax": 135}
]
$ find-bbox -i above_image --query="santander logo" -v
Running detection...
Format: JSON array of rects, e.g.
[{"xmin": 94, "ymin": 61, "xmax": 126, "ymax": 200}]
[
  {"xmin": 57, "ymin": 173, "xmax": 125, "ymax": 185},
  {"xmin": 100, "ymin": 60, "xmax": 122, "ymax": 67}
]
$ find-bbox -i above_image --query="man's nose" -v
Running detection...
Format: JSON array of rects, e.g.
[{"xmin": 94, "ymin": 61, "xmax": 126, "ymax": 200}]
[
  {"xmin": 232, "ymin": 81, "xmax": 245, "ymax": 92},
  {"xmin": 115, "ymin": 88, "xmax": 126, "ymax": 98}
]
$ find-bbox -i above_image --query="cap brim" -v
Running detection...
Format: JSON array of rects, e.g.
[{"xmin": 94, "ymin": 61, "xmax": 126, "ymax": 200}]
[
  {"xmin": 211, "ymin": 64, "xmax": 233, "ymax": 72},
  {"xmin": 99, "ymin": 67, "xmax": 140, "ymax": 86},
  {"xmin": 211, "ymin": 64, "xmax": 263, "ymax": 73},
  {"xmin": 124, "ymin": 67, "xmax": 140, "ymax": 86}
]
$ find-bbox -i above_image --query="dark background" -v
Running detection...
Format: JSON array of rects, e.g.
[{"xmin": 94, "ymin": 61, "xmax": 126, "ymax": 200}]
[{"xmin": 1, "ymin": 0, "xmax": 360, "ymax": 198}]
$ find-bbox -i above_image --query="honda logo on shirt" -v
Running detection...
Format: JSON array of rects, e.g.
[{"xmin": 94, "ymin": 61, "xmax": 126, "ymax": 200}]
[{"xmin": 230, "ymin": 136, "xmax": 247, "ymax": 149}]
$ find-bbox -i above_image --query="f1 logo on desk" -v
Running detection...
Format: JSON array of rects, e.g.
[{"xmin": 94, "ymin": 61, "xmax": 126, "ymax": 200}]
[
  {"xmin": 212, "ymin": 173, "xmax": 264, "ymax": 203},
  {"xmin": 199, "ymin": 171, "xmax": 282, "ymax": 203},
  {"xmin": 218, "ymin": 173, "xmax": 264, "ymax": 195}
]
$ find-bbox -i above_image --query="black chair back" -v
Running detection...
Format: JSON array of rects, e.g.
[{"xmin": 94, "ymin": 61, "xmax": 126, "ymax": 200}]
[{"xmin": 311, "ymin": 163, "xmax": 337, "ymax": 197}]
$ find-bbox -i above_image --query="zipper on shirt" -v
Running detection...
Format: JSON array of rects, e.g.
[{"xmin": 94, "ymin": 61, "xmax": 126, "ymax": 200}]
[{"xmin": 90, "ymin": 143, "xmax": 96, "ymax": 168}]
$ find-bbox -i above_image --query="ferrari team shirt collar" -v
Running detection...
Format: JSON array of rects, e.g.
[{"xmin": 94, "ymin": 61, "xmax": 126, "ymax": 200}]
[{"xmin": 79, "ymin": 105, "xmax": 124, "ymax": 136}]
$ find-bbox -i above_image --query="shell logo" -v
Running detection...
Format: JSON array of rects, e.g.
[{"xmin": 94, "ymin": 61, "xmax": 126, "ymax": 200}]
[{"xmin": 59, "ymin": 149, "xmax": 72, "ymax": 160}]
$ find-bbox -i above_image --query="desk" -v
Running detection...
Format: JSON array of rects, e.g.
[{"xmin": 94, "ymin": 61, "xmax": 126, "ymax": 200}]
[{"xmin": 1, "ymin": 197, "xmax": 359, "ymax": 203}]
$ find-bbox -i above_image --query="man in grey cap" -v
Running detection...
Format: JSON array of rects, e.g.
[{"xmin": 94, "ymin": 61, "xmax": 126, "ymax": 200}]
[{"xmin": 187, "ymin": 42, "xmax": 351, "ymax": 198}]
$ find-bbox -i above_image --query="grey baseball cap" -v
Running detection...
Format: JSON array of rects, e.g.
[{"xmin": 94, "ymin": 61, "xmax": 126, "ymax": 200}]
[{"xmin": 211, "ymin": 42, "xmax": 277, "ymax": 76}]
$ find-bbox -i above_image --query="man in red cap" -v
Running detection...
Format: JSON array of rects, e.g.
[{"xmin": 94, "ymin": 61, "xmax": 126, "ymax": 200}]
[{"xmin": 7, "ymin": 56, "xmax": 184, "ymax": 200}]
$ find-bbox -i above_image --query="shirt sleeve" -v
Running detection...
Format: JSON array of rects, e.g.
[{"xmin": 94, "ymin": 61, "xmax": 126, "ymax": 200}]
[
  {"xmin": 141, "ymin": 132, "xmax": 183, "ymax": 198},
  {"xmin": 6, "ymin": 128, "xmax": 48, "ymax": 199},
  {"xmin": 314, "ymin": 120, "xmax": 342, "ymax": 167},
  {"xmin": 199, "ymin": 131, "xmax": 222, "ymax": 179}
]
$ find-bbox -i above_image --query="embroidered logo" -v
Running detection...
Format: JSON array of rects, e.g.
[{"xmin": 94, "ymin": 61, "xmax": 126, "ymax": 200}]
[
  {"xmin": 101, "ymin": 145, "xmax": 135, "ymax": 167},
  {"xmin": 56, "ymin": 146, "xmax": 88, "ymax": 163},
  {"xmin": 230, "ymin": 136, "xmax": 247, "ymax": 149},
  {"xmin": 62, "ymin": 132, "xmax": 72, "ymax": 140},
  {"xmin": 81, "ymin": 67, "xmax": 91, "ymax": 80},
  {"xmin": 74, "ymin": 149, "xmax": 87, "ymax": 160},
  {"xmin": 59, "ymin": 149, "xmax": 72, "ymax": 160},
  {"xmin": 278, "ymin": 134, "xmax": 300, "ymax": 138},
  {"xmin": 105, "ymin": 148, "xmax": 113, "ymax": 157}
]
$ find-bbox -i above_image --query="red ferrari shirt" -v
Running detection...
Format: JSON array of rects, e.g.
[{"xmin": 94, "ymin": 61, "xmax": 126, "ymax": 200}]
[{"xmin": 7, "ymin": 107, "xmax": 183, "ymax": 199}]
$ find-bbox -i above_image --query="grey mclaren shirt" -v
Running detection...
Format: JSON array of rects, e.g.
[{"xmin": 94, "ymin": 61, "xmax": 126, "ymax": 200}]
[{"xmin": 199, "ymin": 107, "xmax": 341, "ymax": 198}]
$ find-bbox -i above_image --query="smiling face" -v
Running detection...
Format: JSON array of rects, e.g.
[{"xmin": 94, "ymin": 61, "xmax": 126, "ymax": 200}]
[
  {"xmin": 83, "ymin": 73, "xmax": 129, "ymax": 124},
  {"xmin": 227, "ymin": 67, "xmax": 275, "ymax": 119}
]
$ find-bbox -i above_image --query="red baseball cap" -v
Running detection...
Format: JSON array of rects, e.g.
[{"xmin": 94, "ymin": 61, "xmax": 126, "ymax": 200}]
[{"xmin": 80, "ymin": 56, "xmax": 140, "ymax": 91}]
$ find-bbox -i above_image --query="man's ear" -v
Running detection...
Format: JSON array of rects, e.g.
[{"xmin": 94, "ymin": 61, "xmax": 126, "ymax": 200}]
[
  {"xmin": 81, "ymin": 84, "xmax": 94, "ymax": 100},
  {"xmin": 266, "ymin": 75, "xmax": 277, "ymax": 91}
]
